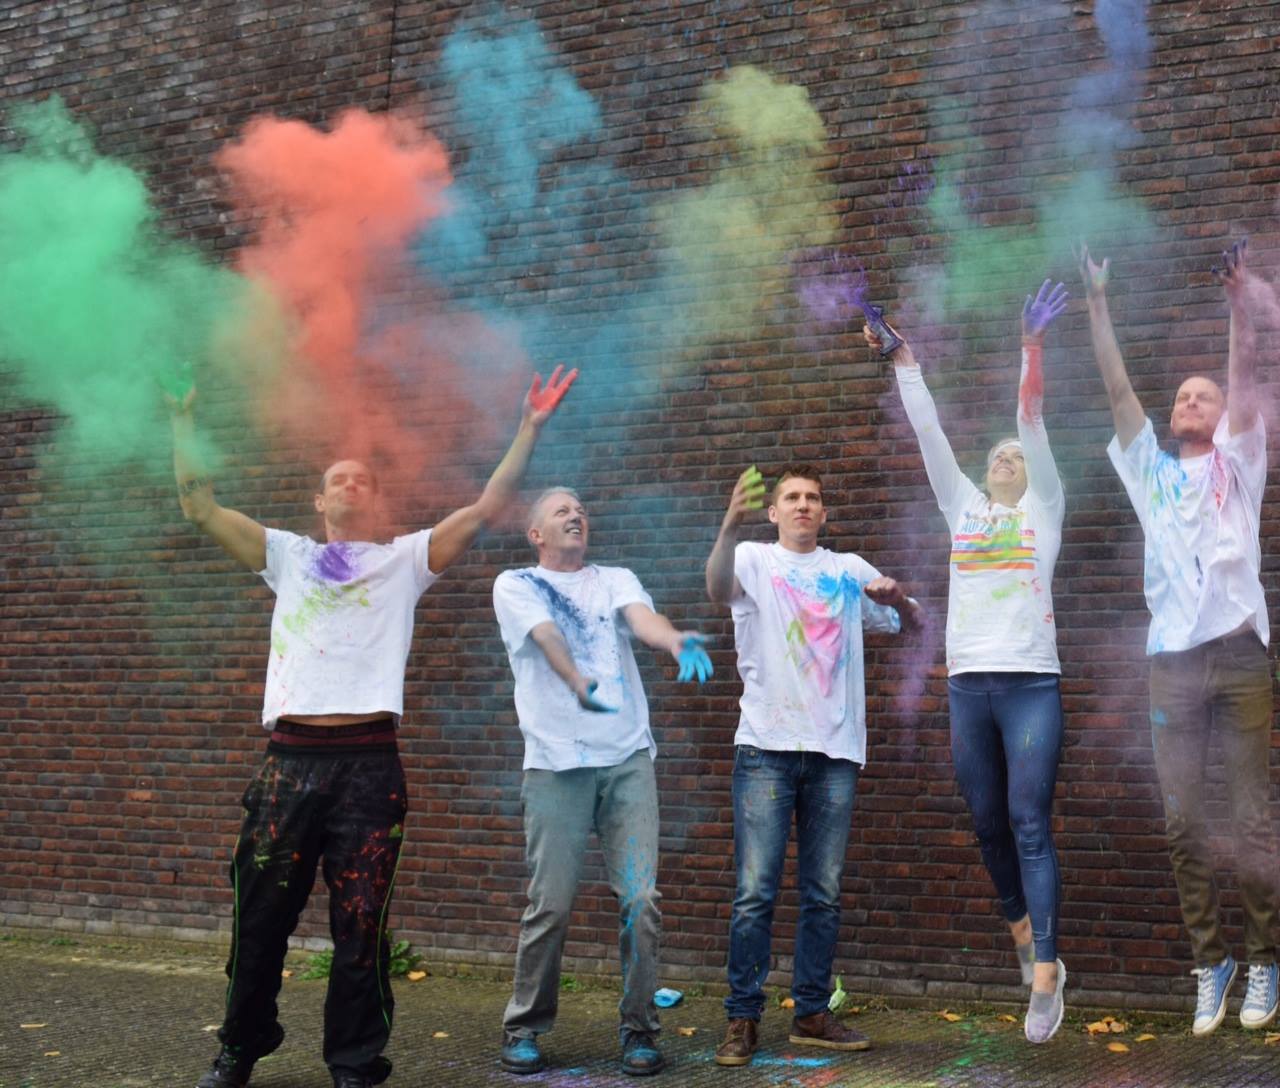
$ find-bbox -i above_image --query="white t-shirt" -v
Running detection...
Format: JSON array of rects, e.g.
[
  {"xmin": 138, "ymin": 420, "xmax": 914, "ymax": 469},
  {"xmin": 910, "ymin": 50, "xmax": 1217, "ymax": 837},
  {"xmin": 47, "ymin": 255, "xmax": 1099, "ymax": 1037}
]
[
  {"xmin": 259, "ymin": 528, "xmax": 439, "ymax": 726},
  {"xmin": 1108, "ymin": 413, "xmax": 1268, "ymax": 654},
  {"xmin": 730, "ymin": 541, "xmax": 902, "ymax": 765},
  {"xmin": 895, "ymin": 355, "xmax": 1065, "ymax": 676},
  {"xmin": 493, "ymin": 564, "xmax": 656, "ymax": 772}
]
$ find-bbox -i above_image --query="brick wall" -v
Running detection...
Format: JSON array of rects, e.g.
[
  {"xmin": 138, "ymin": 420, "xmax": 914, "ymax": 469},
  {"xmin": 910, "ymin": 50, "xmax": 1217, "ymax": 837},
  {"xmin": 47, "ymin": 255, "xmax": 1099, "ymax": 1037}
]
[{"xmin": 2, "ymin": 0, "xmax": 1278, "ymax": 1012}]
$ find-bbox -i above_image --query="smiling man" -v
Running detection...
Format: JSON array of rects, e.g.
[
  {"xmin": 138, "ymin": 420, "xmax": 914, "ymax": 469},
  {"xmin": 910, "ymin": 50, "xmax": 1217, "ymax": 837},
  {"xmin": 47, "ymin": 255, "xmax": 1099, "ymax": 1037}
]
[
  {"xmin": 493, "ymin": 486, "xmax": 711, "ymax": 1078},
  {"xmin": 705, "ymin": 464, "xmax": 922, "ymax": 1067},
  {"xmin": 1082, "ymin": 239, "xmax": 1279, "ymax": 1035},
  {"xmin": 170, "ymin": 368, "xmax": 577, "ymax": 1088}
]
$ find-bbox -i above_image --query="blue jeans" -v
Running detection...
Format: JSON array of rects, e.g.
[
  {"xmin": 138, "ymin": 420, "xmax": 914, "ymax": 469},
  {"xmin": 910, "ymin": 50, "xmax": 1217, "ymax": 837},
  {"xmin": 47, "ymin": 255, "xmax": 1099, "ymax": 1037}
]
[
  {"xmin": 948, "ymin": 672, "xmax": 1063, "ymax": 962},
  {"xmin": 725, "ymin": 746, "xmax": 858, "ymax": 1020}
]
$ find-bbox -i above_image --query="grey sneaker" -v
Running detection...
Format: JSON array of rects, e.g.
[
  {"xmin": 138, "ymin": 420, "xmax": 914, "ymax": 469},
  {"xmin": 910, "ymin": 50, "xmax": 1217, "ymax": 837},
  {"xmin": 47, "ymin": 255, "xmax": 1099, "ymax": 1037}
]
[
  {"xmin": 1024, "ymin": 959, "xmax": 1066, "ymax": 1044},
  {"xmin": 1192, "ymin": 956, "xmax": 1237, "ymax": 1037}
]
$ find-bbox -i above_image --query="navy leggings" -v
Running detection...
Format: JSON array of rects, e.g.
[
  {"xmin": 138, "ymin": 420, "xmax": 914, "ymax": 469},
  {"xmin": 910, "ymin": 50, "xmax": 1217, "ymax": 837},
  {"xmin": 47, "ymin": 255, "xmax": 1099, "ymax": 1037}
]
[{"xmin": 948, "ymin": 671, "xmax": 1064, "ymax": 962}]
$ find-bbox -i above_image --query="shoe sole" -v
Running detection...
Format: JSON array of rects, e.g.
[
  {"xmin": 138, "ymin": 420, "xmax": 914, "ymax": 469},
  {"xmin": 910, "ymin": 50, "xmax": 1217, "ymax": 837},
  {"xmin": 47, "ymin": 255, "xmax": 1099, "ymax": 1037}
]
[
  {"xmin": 714, "ymin": 1052, "xmax": 754, "ymax": 1067},
  {"xmin": 787, "ymin": 1034, "xmax": 872, "ymax": 1051},
  {"xmin": 622, "ymin": 1059, "xmax": 666, "ymax": 1076},
  {"xmin": 1193, "ymin": 962, "xmax": 1238, "ymax": 1037},
  {"xmin": 500, "ymin": 1059, "xmax": 547, "ymax": 1075}
]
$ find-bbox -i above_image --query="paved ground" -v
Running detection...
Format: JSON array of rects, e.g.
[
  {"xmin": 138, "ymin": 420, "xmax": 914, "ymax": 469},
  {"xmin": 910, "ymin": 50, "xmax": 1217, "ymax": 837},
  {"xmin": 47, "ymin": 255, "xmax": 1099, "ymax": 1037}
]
[{"xmin": 2, "ymin": 930, "xmax": 1278, "ymax": 1088}]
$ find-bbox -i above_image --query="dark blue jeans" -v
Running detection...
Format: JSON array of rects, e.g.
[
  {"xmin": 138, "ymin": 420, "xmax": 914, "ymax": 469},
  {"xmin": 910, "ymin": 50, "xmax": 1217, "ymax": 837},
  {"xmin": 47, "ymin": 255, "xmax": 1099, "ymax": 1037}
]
[
  {"xmin": 725, "ymin": 746, "xmax": 858, "ymax": 1020},
  {"xmin": 948, "ymin": 672, "xmax": 1063, "ymax": 963}
]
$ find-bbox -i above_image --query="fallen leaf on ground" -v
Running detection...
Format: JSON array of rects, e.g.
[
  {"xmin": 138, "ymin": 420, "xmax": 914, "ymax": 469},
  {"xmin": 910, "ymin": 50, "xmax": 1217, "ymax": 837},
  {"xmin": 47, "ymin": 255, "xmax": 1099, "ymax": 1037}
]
[
  {"xmin": 780, "ymin": 997, "xmax": 795, "ymax": 1009},
  {"xmin": 432, "ymin": 1031, "xmax": 449, "ymax": 1039},
  {"xmin": 280, "ymin": 969, "xmax": 293, "ymax": 978},
  {"xmin": 939, "ymin": 1011, "xmax": 963, "ymax": 1022},
  {"xmin": 1135, "ymin": 1033, "xmax": 1156, "ymax": 1043},
  {"xmin": 202, "ymin": 1025, "xmax": 219, "ymax": 1033},
  {"xmin": 44, "ymin": 1051, "xmax": 61, "ymax": 1057},
  {"xmin": 1086, "ymin": 1020, "xmax": 1112, "ymax": 1035},
  {"xmin": 20, "ymin": 1023, "xmax": 48, "ymax": 1029},
  {"xmin": 1109, "ymin": 1021, "xmax": 1129, "ymax": 1033},
  {"xmin": 1264, "ymin": 1033, "xmax": 1280, "ymax": 1046},
  {"xmin": 997, "ymin": 1014, "xmax": 1017, "ymax": 1023},
  {"xmin": 407, "ymin": 971, "xmax": 427, "ymax": 982},
  {"xmin": 677, "ymin": 1027, "xmax": 697, "ymax": 1037},
  {"xmin": 1107, "ymin": 1042, "xmax": 1130, "ymax": 1053}
]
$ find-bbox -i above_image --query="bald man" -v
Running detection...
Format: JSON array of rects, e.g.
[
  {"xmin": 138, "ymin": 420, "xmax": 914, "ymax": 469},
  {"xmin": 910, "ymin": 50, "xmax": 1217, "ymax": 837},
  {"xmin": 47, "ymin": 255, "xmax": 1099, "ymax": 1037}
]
[{"xmin": 170, "ymin": 369, "xmax": 577, "ymax": 1088}]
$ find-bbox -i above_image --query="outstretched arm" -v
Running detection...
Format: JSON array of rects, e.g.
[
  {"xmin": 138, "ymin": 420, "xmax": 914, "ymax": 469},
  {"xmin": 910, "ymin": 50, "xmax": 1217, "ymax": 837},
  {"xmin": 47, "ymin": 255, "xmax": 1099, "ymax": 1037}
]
[
  {"xmin": 429, "ymin": 366, "xmax": 578, "ymax": 574},
  {"xmin": 1018, "ymin": 280, "xmax": 1067, "ymax": 505},
  {"xmin": 527, "ymin": 621, "xmax": 617, "ymax": 712},
  {"xmin": 865, "ymin": 325, "xmax": 971, "ymax": 510},
  {"xmin": 621, "ymin": 603, "xmax": 713, "ymax": 682},
  {"xmin": 706, "ymin": 466, "xmax": 765, "ymax": 604},
  {"xmin": 1213, "ymin": 238, "xmax": 1260, "ymax": 436},
  {"xmin": 168, "ymin": 386, "xmax": 266, "ymax": 572},
  {"xmin": 1079, "ymin": 244, "xmax": 1144, "ymax": 450}
]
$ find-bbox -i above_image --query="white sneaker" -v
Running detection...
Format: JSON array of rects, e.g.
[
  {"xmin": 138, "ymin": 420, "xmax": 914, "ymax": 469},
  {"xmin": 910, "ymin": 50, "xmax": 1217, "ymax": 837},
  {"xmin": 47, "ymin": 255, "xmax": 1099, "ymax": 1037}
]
[
  {"xmin": 1191, "ymin": 956, "xmax": 1237, "ymax": 1036},
  {"xmin": 1240, "ymin": 963, "xmax": 1279, "ymax": 1029},
  {"xmin": 1024, "ymin": 960, "xmax": 1065, "ymax": 1044}
]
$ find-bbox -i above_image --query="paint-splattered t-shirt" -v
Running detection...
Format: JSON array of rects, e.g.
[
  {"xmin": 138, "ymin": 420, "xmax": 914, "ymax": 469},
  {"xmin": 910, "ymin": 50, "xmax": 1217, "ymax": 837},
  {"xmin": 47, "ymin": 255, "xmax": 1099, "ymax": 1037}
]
[
  {"xmin": 896, "ymin": 359, "xmax": 1064, "ymax": 676},
  {"xmin": 258, "ymin": 528, "xmax": 438, "ymax": 726},
  {"xmin": 730, "ymin": 541, "xmax": 901, "ymax": 764},
  {"xmin": 493, "ymin": 564, "xmax": 656, "ymax": 771},
  {"xmin": 1108, "ymin": 414, "xmax": 1267, "ymax": 655}
]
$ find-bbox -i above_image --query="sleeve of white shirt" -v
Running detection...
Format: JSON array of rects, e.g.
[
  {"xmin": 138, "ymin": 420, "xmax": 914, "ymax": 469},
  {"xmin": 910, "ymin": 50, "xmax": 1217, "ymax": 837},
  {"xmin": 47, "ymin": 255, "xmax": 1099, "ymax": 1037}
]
[
  {"xmin": 1106, "ymin": 417, "xmax": 1158, "ymax": 520},
  {"xmin": 731, "ymin": 541, "xmax": 763, "ymax": 615},
  {"xmin": 895, "ymin": 364, "xmax": 982, "ymax": 523},
  {"xmin": 606, "ymin": 567, "xmax": 655, "ymax": 615},
  {"xmin": 1016, "ymin": 342, "xmax": 1065, "ymax": 518},
  {"xmin": 398, "ymin": 529, "xmax": 440, "ymax": 597},
  {"xmin": 259, "ymin": 527, "xmax": 297, "ymax": 591},
  {"xmin": 1214, "ymin": 411, "xmax": 1267, "ymax": 513},
  {"xmin": 849, "ymin": 555, "xmax": 903, "ymax": 635},
  {"xmin": 493, "ymin": 571, "xmax": 555, "ymax": 655}
]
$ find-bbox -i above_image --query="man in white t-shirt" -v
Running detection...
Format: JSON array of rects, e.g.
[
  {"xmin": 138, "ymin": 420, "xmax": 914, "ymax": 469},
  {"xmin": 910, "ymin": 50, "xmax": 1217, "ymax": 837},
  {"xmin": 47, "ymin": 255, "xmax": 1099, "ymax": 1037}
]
[
  {"xmin": 169, "ymin": 368, "xmax": 578, "ymax": 1088},
  {"xmin": 493, "ymin": 486, "xmax": 712, "ymax": 1078},
  {"xmin": 1082, "ymin": 238, "xmax": 1279, "ymax": 1035},
  {"xmin": 705, "ymin": 464, "xmax": 922, "ymax": 1067}
]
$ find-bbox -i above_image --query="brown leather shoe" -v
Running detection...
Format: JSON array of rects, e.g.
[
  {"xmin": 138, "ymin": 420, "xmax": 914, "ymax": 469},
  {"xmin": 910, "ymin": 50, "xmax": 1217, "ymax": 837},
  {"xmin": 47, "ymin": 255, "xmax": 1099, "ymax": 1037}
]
[
  {"xmin": 789, "ymin": 1009, "xmax": 872, "ymax": 1051},
  {"xmin": 714, "ymin": 1018, "xmax": 759, "ymax": 1067}
]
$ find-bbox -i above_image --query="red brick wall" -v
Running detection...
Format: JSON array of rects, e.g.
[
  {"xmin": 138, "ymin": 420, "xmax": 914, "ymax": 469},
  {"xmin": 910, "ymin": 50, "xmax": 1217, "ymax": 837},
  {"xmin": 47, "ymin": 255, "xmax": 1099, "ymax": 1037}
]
[{"xmin": 2, "ymin": 1, "xmax": 1278, "ymax": 1012}]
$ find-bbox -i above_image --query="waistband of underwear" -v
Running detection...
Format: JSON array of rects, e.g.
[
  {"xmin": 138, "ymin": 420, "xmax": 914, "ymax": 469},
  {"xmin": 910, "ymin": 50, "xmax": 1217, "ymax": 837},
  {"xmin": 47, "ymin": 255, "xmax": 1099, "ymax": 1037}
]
[{"xmin": 268, "ymin": 716, "xmax": 397, "ymax": 754}]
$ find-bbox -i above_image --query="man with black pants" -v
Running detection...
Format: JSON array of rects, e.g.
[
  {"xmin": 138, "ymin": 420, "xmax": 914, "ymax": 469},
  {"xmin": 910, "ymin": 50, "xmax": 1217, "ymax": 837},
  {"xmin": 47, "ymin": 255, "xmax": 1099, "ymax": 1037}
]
[{"xmin": 172, "ymin": 368, "xmax": 577, "ymax": 1088}]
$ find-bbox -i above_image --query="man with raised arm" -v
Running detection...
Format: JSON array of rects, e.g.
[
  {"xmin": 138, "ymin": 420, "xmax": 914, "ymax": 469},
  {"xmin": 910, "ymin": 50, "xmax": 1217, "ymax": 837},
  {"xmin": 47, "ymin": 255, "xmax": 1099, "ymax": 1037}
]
[
  {"xmin": 493, "ymin": 486, "xmax": 712, "ymax": 1078},
  {"xmin": 705, "ymin": 463, "xmax": 922, "ymax": 1068},
  {"xmin": 1082, "ymin": 239, "xmax": 1279, "ymax": 1035},
  {"xmin": 172, "ymin": 367, "xmax": 578, "ymax": 1088}
]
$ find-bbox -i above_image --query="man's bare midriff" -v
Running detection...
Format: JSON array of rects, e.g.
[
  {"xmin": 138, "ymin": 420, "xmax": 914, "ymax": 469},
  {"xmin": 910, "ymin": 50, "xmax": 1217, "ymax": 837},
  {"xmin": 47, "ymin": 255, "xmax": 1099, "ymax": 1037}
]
[{"xmin": 284, "ymin": 713, "xmax": 394, "ymax": 726}]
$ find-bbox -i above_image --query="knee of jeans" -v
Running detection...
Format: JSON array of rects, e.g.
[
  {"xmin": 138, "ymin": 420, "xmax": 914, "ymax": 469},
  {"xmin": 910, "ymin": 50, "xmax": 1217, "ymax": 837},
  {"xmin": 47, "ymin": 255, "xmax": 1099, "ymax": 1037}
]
[
  {"xmin": 1009, "ymin": 812, "xmax": 1052, "ymax": 856},
  {"xmin": 620, "ymin": 884, "xmax": 661, "ymax": 921}
]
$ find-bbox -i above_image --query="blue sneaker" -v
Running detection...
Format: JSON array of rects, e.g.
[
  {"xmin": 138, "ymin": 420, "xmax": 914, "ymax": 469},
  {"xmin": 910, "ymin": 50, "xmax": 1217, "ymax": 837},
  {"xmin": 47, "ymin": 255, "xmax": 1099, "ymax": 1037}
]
[
  {"xmin": 500, "ymin": 1034, "xmax": 546, "ymax": 1075},
  {"xmin": 1240, "ymin": 963, "xmax": 1279, "ymax": 1029},
  {"xmin": 1192, "ymin": 955, "xmax": 1237, "ymax": 1036}
]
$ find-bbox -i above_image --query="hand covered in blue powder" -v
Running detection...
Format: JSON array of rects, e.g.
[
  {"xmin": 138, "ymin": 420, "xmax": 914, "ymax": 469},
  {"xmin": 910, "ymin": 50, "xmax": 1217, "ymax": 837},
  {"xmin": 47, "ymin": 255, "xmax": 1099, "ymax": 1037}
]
[
  {"xmin": 1021, "ymin": 280, "xmax": 1069, "ymax": 339},
  {"xmin": 674, "ymin": 633, "xmax": 713, "ymax": 684},
  {"xmin": 575, "ymin": 679, "xmax": 619, "ymax": 714}
]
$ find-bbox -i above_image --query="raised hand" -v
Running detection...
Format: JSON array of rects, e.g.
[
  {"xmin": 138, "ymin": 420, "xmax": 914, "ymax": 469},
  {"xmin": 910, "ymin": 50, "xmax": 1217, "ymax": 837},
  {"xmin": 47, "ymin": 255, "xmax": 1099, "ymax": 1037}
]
[
  {"xmin": 158, "ymin": 361, "xmax": 197, "ymax": 415},
  {"xmin": 1211, "ymin": 237, "xmax": 1249, "ymax": 301},
  {"xmin": 576, "ymin": 678, "xmax": 619, "ymax": 714},
  {"xmin": 1076, "ymin": 242, "xmax": 1110, "ymax": 299},
  {"xmin": 525, "ymin": 364, "xmax": 580, "ymax": 426},
  {"xmin": 1021, "ymin": 280, "xmax": 1069, "ymax": 339},
  {"xmin": 721, "ymin": 465, "xmax": 767, "ymax": 531},
  {"xmin": 862, "ymin": 322, "xmax": 915, "ymax": 367},
  {"xmin": 674, "ymin": 633, "xmax": 713, "ymax": 684}
]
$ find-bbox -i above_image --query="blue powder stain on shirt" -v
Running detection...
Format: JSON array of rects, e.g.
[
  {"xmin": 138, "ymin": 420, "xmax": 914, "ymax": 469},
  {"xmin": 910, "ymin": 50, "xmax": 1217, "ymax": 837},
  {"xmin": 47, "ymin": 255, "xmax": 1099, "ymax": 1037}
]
[
  {"xmin": 1151, "ymin": 708, "xmax": 1168, "ymax": 728},
  {"xmin": 518, "ymin": 572, "xmax": 608, "ymax": 661},
  {"xmin": 314, "ymin": 542, "xmax": 358, "ymax": 583}
]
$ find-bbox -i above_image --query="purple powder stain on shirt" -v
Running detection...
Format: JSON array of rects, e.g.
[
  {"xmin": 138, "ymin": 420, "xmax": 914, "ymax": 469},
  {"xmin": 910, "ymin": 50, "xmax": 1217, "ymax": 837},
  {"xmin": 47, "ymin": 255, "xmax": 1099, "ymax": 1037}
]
[{"xmin": 314, "ymin": 542, "xmax": 358, "ymax": 583}]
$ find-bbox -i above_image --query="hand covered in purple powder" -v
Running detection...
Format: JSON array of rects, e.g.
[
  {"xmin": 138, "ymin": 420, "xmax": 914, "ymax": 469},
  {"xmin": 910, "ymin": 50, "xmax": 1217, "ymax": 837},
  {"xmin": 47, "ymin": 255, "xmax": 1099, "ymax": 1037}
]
[
  {"xmin": 1021, "ymin": 280, "xmax": 1069, "ymax": 340},
  {"xmin": 1211, "ymin": 237, "xmax": 1251, "ymax": 302}
]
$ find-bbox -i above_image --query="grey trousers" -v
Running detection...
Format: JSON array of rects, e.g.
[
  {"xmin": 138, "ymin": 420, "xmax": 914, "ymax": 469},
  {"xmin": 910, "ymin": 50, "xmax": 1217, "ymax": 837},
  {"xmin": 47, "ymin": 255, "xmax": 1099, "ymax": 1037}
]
[{"xmin": 503, "ymin": 749, "xmax": 662, "ymax": 1040}]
